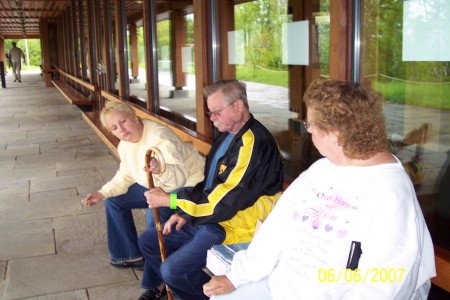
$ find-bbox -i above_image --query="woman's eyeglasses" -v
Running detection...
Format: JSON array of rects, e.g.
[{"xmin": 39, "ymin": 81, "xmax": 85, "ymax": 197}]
[{"xmin": 207, "ymin": 100, "xmax": 237, "ymax": 117}]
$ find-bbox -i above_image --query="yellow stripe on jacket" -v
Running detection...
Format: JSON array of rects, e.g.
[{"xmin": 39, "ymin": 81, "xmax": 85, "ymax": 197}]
[
  {"xmin": 177, "ymin": 130, "xmax": 255, "ymax": 217},
  {"xmin": 220, "ymin": 192, "xmax": 283, "ymax": 244}
]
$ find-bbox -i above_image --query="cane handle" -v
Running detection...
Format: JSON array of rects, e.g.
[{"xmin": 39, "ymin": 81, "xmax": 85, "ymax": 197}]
[{"xmin": 146, "ymin": 147, "xmax": 166, "ymax": 173}]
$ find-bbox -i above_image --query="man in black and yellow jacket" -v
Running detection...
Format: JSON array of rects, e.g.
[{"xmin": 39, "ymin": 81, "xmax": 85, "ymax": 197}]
[{"xmin": 137, "ymin": 79, "xmax": 284, "ymax": 300}]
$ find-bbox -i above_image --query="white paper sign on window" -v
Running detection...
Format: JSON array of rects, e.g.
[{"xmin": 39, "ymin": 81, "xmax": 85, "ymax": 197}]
[
  {"xmin": 228, "ymin": 30, "xmax": 245, "ymax": 65},
  {"xmin": 403, "ymin": 0, "xmax": 450, "ymax": 61},
  {"xmin": 182, "ymin": 47, "xmax": 192, "ymax": 73},
  {"xmin": 282, "ymin": 20, "xmax": 309, "ymax": 65}
]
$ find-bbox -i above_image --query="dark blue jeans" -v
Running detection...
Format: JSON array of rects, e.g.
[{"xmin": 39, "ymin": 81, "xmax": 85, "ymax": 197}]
[
  {"xmin": 138, "ymin": 215, "xmax": 226, "ymax": 300},
  {"xmin": 105, "ymin": 183, "xmax": 173, "ymax": 260}
]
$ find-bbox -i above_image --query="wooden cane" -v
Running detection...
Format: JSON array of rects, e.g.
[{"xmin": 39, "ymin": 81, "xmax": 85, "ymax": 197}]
[{"xmin": 145, "ymin": 147, "xmax": 173, "ymax": 300}]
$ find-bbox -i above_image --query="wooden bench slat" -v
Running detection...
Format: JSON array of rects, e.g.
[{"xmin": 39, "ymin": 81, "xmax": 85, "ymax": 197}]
[
  {"xmin": 52, "ymin": 79, "xmax": 92, "ymax": 106},
  {"xmin": 432, "ymin": 245, "xmax": 450, "ymax": 293}
]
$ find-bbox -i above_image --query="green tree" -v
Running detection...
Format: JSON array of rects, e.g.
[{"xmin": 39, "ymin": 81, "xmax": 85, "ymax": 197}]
[{"xmin": 5, "ymin": 39, "xmax": 41, "ymax": 69}]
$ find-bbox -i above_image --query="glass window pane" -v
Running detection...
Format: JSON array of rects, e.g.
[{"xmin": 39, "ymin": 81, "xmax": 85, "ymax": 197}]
[
  {"xmin": 157, "ymin": 4, "xmax": 196, "ymax": 122},
  {"xmin": 127, "ymin": 2, "xmax": 148, "ymax": 102},
  {"xmin": 230, "ymin": 0, "xmax": 330, "ymax": 179},
  {"xmin": 361, "ymin": 0, "xmax": 450, "ymax": 250}
]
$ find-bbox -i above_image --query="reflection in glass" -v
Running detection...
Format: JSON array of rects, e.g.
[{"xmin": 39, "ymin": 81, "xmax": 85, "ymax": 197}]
[
  {"xmin": 232, "ymin": 0, "xmax": 330, "ymax": 178},
  {"xmin": 361, "ymin": 0, "xmax": 450, "ymax": 250},
  {"xmin": 129, "ymin": 23, "xmax": 148, "ymax": 102},
  {"xmin": 157, "ymin": 6, "xmax": 196, "ymax": 122}
]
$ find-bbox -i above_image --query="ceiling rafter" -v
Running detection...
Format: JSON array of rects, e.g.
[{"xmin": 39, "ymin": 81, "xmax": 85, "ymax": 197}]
[{"xmin": 0, "ymin": 0, "xmax": 194, "ymax": 39}]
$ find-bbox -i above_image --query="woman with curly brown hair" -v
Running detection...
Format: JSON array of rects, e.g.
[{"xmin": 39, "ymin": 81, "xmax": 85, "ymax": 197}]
[{"xmin": 204, "ymin": 79, "xmax": 435, "ymax": 300}]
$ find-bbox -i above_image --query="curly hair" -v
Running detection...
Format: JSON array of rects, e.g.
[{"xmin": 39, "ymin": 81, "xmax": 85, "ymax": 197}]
[
  {"xmin": 203, "ymin": 79, "xmax": 249, "ymax": 108},
  {"xmin": 100, "ymin": 101, "xmax": 138, "ymax": 131},
  {"xmin": 303, "ymin": 79, "xmax": 388, "ymax": 160}
]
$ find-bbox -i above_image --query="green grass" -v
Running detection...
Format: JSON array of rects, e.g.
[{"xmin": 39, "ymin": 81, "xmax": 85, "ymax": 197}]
[
  {"xmin": 235, "ymin": 67, "xmax": 450, "ymax": 110},
  {"xmin": 22, "ymin": 65, "xmax": 41, "ymax": 71},
  {"xmin": 236, "ymin": 65, "xmax": 288, "ymax": 87},
  {"xmin": 372, "ymin": 80, "xmax": 450, "ymax": 110}
]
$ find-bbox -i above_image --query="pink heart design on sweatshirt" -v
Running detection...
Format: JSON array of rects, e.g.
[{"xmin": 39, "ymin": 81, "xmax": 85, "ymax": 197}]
[
  {"xmin": 337, "ymin": 230, "xmax": 348, "ymax": 238},
  {"xmin": 312, "ymin": 219, "xmax": 321, "ymax": 229}
]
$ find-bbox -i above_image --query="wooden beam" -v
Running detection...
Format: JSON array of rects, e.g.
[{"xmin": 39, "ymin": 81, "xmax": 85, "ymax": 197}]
[
  {"xmin": 329, "ymin": 0, "xmax": 351, "ymax": 80},
  {"xmin": 129, "ymin": 23, "xmax": 139, "ymax": 79},
  {"xmin": 193, "ymin": 0, "xmax": 212, "ymax": 139},
  {"xmin": 217, "ymin": 0, "xmax": 235, "ymax": 80},
  {"xmin": 39, "ymin": 18, "xmax": 53, "ymax": 87},
  {"xmin": 143, "ymin": 0, "xmax": 157, "ymax": 111},
  {"xmin": 171, "ymin": 9, "xmax": 187, "ymax": 89},
  {"xmin": 115, "ymin": 0, "xmax": 130, "ymax": 98}
]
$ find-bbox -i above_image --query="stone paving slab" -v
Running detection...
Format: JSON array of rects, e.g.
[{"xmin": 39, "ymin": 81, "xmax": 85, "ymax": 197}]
[
  {"xmin": 0, "ymin": 144, "xmax": 40, "ymax": 157},
  {"xmin": 39, "ymin": 137, "xmax": 93, "ymax": 154},
  {"xmin": 87, "ymin": 281, "xmax": 143, "ymax": 300},
  {"xmin": 0, "ymin": 219, "xmax": 55, "ymax": 261},
  {"xmin": 30, "ymin": 172, "xmax": 105, "ymax": 193},
  {"xmin": 53, "ymin": 212, "xmax": 108, "ymax": 254},
  {"xmin": 0, "ymin": 120, "xmax": 19, "ymax": 131},
  {"xmin": 56, "ymin": 166, "xmax": 103, "ymax": 178},
  {"xmin": 0, "ymin": 155, "xmax": 15, "ymax": 170},
  {"xmin": 73, "ymin": 146, "xmax": 114, "ymax": 161},
  {"xmin": 0, "ymin": 261, "xmax": 6, "ymax": 298},
  {"xmin": 21, "ymin": 290, "xmax": 89, "ymax": 300},
  {"xmin": 14, "ymin": 152, "xmax": 76, "ymax": 170},
  {"xmin": 0, "ymin": 132, "xmax": 28, "ymax": 142},
  {"xmin": 52, "ymin": 209, "xmax": 147, "ymax": 254},
  {"xmin": 54, "ymin": 128, "xmax": 99, "ymax": 140},
  {"xmin": 4, "ymin": 245, "xmax": 138, "ymax": 300},
  {"xmin": 0, "ymin": 193, "xmax": 85, "ymax": 225},
  {"xmin": 55, "ymin": 157, "xmax": 118, "ymax": 172},
  {"xmin": 7, "ymin": 133, "xmax": 57, "ymax": 147},
  {"xmin": 0, "ymin": 167, "xmax": 56, "ymax": 182},
  {"xmin": 0, "ymin": 180, "xmax": 29, "ymax": 199}
]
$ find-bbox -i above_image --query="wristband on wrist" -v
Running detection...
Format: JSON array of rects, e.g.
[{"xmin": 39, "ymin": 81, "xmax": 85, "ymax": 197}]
[{"xmin": 169, "ymin": 193, "xmax": 177, "ymax": 209}]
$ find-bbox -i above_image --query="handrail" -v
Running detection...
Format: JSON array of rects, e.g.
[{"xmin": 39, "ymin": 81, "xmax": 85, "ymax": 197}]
[{"xmin": 56, "ymin": 68, "xmax": 96, "ymax": 92}]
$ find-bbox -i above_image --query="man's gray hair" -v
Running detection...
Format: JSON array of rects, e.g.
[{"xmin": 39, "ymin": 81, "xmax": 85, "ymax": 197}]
[{"xmin": 203, "ymin": 79, "xmax": 249, "ymax": 108}]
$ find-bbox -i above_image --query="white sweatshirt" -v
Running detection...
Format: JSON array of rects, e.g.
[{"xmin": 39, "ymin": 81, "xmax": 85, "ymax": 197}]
[
  {"xmin": 227, "ymin": 157, "xmax": 436, "ymax": 300},
  {"xmin": 100, "ymin": 119, "xmax": 205, "ymax": 198}
]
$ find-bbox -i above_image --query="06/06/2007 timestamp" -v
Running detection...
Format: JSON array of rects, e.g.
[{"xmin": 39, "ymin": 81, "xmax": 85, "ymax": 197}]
[{"xmin": 318, "ymin": 268, "xmax": 405, "ymax": 283}]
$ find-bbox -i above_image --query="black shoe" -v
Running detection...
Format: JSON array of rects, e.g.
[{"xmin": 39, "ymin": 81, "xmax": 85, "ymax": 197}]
[
  {"xmin": 110, "ymin": 258, "xmax": 144, "ymax": 270},
  {"xmin": 18, "ymin": 80, "xmax": 21, "ymax": 82},
  {"xmin": 138, "ymin": 288, "xmax": 167, "ymax": 300},
  {"xmin": 14, "ymin": 79, "xmax": 17, "ymax": 82}
]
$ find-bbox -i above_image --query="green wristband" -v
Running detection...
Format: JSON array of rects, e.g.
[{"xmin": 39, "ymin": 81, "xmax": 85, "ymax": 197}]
[{"xmin": 170, "ymin": 193, "xmax": 177, "ymax": 209}]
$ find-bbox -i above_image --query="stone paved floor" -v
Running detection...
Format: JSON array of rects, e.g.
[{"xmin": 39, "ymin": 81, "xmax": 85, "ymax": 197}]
[{"xmin": 0, "ymin": 71, "xmax": 148, "ymax": 300}]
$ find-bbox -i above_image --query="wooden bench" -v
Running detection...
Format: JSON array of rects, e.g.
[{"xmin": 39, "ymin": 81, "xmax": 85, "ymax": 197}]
[
  {"xmin": 52, "ymin": 79, "xmax": 92, "ymax": 106},
  {"xmin": 433, "ymin": 245, "xmax": 450, "ymax": 293},
  {"xmin": 52, "ymin": 68, "xmax": 97, "ymax": 107}
]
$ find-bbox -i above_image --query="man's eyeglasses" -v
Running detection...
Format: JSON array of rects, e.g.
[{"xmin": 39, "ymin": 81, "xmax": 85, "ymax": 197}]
[
  {"xmin": 207, "ymin": 100, "xmax": 237, "ymax": 117},
  {"xmin": 303, "ymin": 120, "xmax": 311, "ymax": 130}
]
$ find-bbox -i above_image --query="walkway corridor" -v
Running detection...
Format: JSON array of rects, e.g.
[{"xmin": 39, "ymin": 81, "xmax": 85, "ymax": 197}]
[{"xmin": 1, "ymin": 71, "xmax": 147, "ymax": 299}]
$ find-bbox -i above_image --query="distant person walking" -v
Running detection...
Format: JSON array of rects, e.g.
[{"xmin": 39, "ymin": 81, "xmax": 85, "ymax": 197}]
[{"xmin": 8, "ymin": 42, "xmax": 26, "ymax": 82}]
